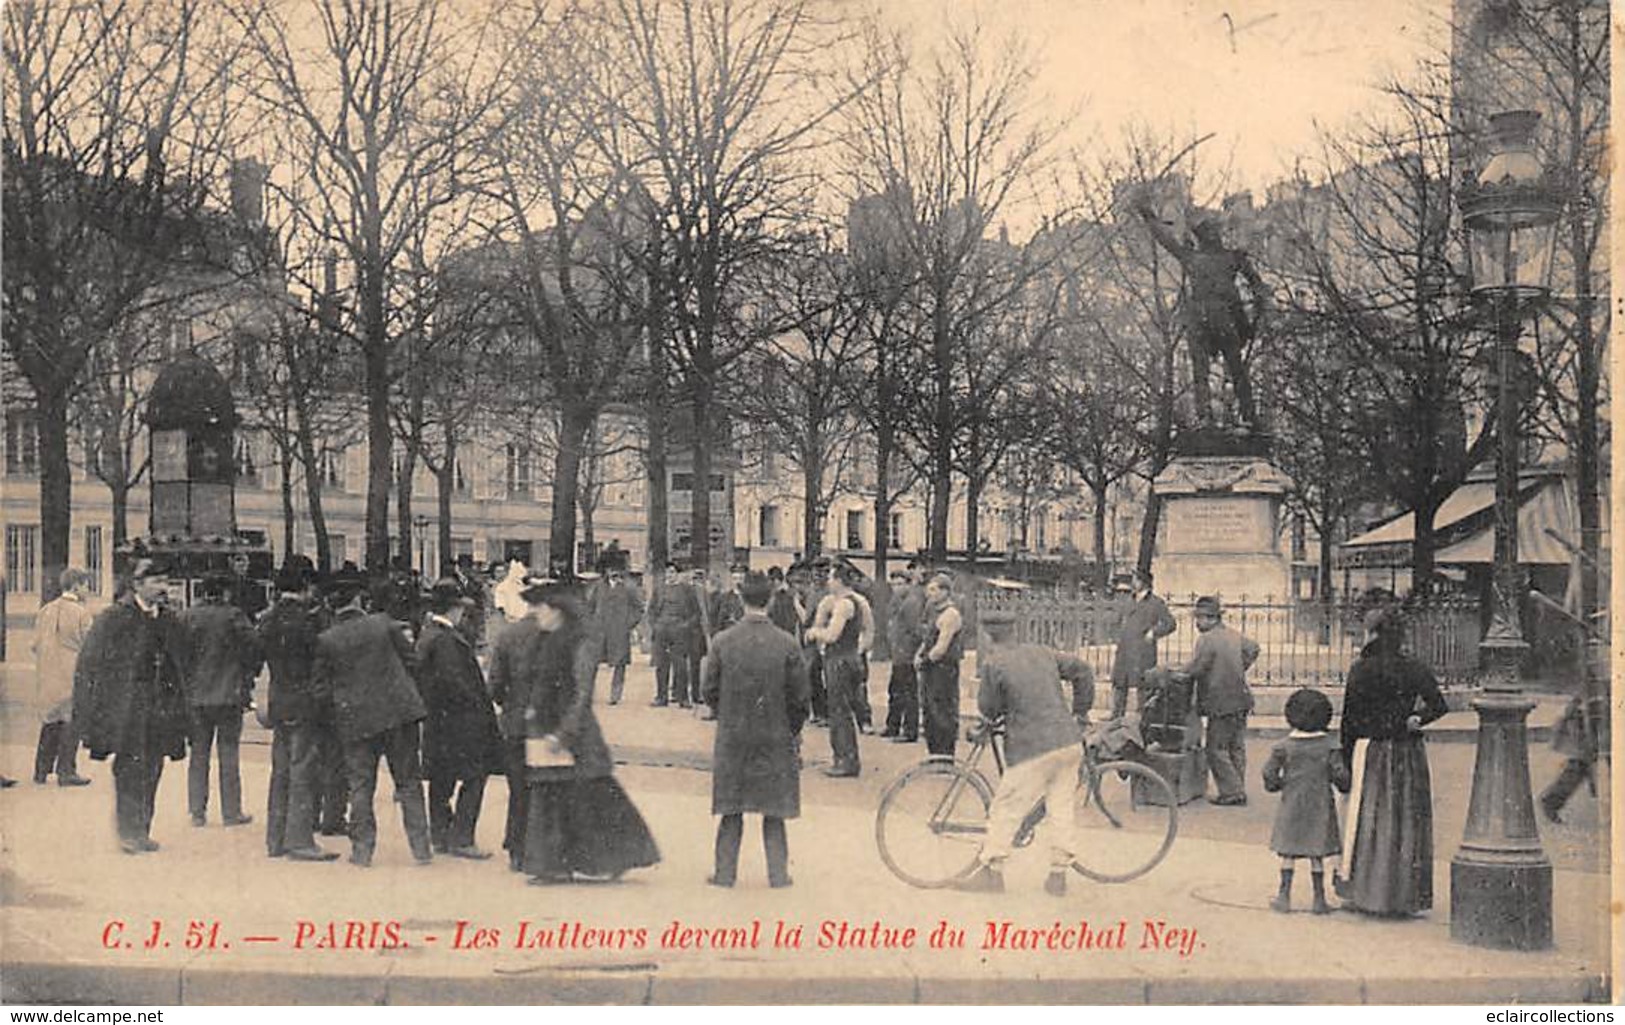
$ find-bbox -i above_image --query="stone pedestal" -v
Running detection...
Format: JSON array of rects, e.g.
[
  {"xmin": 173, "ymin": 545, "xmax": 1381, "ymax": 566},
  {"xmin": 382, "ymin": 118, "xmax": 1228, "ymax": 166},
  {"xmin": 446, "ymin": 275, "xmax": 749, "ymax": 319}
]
[{"xmin": 1152, "ymin": 455, "xmax": 1292, "ymax": 602}]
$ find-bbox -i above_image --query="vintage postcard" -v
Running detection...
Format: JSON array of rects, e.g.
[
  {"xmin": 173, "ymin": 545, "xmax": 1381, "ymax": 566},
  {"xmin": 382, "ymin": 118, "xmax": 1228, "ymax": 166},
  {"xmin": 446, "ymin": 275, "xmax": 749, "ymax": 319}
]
[{"xmin": 0, "ymin": 0, "xmax": 1614, "ymax": 1007}]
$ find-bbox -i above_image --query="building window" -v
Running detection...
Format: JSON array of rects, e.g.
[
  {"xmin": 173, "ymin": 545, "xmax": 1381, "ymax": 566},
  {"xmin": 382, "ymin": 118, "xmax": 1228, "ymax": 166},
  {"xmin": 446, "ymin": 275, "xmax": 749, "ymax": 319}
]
[
  {"xmin": 759, "ymin": 505, "xmax": 780, "ymax": 547},
  {"xmin": 234, "ymin": 436, "xmax": 259, "ymax": 485},
  {"xmin": 451, "ymin": 537, "xmax": 473, "ymax": 563},
  {"xmin": 505, "ymin": 443, "xmax": 532, "ymax": 498},
  {"xmin": 671, "ymin": 472, "xmax": 724, "ymax": 492},
  {"xmin": 5, "ymin": 524, "xmax": 38, "ymax": 593},
  {"xmin": 845, "ymin": 510, "xmax": 865, "ymax": 551},
  {"xmin": 1035, "ymin": 515, "xmax": 1047, "ymax": 551},
  {"xmin": 84, "ymin": 525, "xmax": 103, "ymax": 594},
  {"xmin": 889, "ymin": 512, "xmax": 904, "ymax": 550},
  {"xmin": 453, "ymin": 457, "xmax": 469, "ymax": 495},
  {"xmin": 327, "ymin": 533, "xmax": 346, "ymax": 564},
  {"xmin": 1291, "ymin": 514, "xmax": 1308, "ymax": 562},
  {"xmin": 319, "ymin": 446, "xmax": 346, "ymax": 490},
  {"xmin": 5, "ymin": 411, "xmax": 39, "ymax": 476}
]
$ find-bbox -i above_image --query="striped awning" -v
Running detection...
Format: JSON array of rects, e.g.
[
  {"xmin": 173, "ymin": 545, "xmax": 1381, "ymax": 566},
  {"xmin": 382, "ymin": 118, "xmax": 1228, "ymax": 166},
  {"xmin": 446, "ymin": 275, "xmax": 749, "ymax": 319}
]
[
  {"xmin": 1434, "ymin": 481, "xmax": 1575, "ymax": 565},
  {"xmin": 1336, "ymin": 473, "xmax": 1576, "ymax": 569}
]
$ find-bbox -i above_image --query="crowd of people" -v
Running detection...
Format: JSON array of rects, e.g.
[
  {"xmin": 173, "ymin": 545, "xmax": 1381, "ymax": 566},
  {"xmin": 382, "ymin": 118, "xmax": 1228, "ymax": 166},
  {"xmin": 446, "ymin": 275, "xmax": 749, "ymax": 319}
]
[{"xmin": 15, "ymin": 549, "xmax": 1557, "ymax": 917}]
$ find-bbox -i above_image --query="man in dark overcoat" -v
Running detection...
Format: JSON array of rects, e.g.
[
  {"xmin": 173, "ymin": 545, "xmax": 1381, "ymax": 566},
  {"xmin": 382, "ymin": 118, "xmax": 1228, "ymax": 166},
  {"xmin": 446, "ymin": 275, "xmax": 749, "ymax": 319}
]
[
  {"xmin": 178, "ymin": 574, "xmax": 262, "ymax": 827},
  {"xmin": 72, "ymin": 558, "xmax": 190, "ymax": 854},
  {"xmin": 416, "ymin": 580, "xmax": 501, "ymax": 859},
  {"xmin": 702, "ymin": 571, "xmax": 809, "ymax": 888},
  {"xmin": 258, "ymin": 566, "xmax": 338, "ymax": 861},
  {"xmin": 591, "ymin": 567, "xmax": 645, "ymax": 705},
  {"xmin": 1109, "ymin": 569, "xmax": 1177, "ymax": 720},
  {"xmin": 487, "ymin": 587, "xmax": 544, "ymax": 871},
  {"xmin": 312, "ymin": 574, "xmax": 433, "ymax": 866}
]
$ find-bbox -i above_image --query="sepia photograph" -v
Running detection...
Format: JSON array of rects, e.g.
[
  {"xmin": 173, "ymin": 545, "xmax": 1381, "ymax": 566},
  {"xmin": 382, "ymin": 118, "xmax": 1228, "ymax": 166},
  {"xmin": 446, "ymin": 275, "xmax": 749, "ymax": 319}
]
[{"xmin": 0, "ymin": 0, "xmax": 1614, "ymax": 1008}]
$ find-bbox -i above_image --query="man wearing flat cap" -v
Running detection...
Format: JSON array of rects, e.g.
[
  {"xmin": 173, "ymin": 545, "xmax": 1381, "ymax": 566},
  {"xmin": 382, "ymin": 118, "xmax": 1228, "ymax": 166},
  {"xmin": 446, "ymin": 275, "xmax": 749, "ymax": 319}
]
[
  {"xmin": 959, "ymin": 608, "xmax": 1095, "ymax": 895},
  {"xmin": 178, "ymin": 573, "xmax": 263, "ymax": 828},
  {"xmin": 73, "ymin": 558, "xmax": 190, "ymax": 854},
  {"xmin": 313, "ymin": 572, "xmax": 433, "ymax": 866},
  {"xmin": 416, "ymin": 580, "xmax": 502, "ymax": 859},
  {"xmin": 259, "ymin": 565, "xmax": 339, "ymax": 860},
  {"xmin": 1176, "ymin": 596, "xmax": 1259, "ymax": 806}
]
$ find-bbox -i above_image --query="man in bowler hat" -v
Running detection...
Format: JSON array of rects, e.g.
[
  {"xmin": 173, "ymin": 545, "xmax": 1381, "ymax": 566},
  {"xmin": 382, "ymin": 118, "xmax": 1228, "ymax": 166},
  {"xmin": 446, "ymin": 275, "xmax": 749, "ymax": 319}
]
[{"xmin": 1176, "ymin": 596, "xmax": 1259, "ymax": 805}]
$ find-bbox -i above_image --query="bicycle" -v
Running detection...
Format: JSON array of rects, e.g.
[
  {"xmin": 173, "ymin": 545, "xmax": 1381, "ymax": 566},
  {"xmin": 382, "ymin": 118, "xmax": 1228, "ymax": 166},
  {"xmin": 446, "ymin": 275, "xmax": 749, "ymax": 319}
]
[{"xmin": 874, "ymin": 716, "xmax": 1178, "ymax": 888}]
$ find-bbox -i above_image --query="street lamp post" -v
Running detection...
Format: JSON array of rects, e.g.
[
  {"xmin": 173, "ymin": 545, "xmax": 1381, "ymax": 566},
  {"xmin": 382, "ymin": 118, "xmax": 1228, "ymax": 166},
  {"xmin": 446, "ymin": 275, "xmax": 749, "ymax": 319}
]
[{"xmin": 1449, "ymin": 109, "xmax": 1561, "ymax": 950}]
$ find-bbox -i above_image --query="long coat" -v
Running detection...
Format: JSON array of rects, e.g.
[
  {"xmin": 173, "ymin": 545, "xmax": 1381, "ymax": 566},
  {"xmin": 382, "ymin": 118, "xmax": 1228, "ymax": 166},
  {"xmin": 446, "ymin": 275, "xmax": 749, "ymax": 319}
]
[
  {"xmin": 488, "ymin": 616, "xmax": 541, "ymax": 741},
  {"xmin": 414, "ymin": 617, "xmax": 502, "ymax": 779},
  {"xmin": 1110, "ymin": 592, "xmax": 1176, "ymax": 688},
  {"xmin": 34, "ymin": 592, "xmax": 92, "ymax": 722},
  {"xmin": 523, "ymin": 624, "xmax": 614, "ymax": 780},
  {"xmin": 257, "ymin": 597, "xmax": 327, "ymax": 726},
  {"xmin": 592, "ymin": 582, "xmax": 645, "ymax": 666},
  {"xmin": 313, "ymin": 608, "xmax": 426, "ymax": 743},
  {"xmin": 703, "ymin": 615, "xmax": 809, "ymax": 818},
  {"xmin": 72, "ymin": 599, "xmax": 189, "ymax": 761},
  {"xmin": 1262, "ymin": 732, "xmax": 1350, "ymax": 856},
  {"xmin": 178, "ymin": 601, "xmax": 263, "ymax": 708}
]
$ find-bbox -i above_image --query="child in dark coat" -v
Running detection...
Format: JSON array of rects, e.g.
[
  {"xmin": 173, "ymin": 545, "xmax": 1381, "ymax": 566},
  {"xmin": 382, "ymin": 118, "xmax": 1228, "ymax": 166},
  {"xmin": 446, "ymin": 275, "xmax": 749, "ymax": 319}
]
[{"xmin": 1262, "ymin": 688, "xmax": 1351, "ymax": 914}]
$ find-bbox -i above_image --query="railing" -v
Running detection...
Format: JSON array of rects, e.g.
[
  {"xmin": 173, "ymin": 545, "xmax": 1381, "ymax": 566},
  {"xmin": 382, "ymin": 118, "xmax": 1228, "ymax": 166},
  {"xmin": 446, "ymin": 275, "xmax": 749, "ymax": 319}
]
[{"xmin": 966, "ymin": 590, "xmax": 1483, "ymax": 689}]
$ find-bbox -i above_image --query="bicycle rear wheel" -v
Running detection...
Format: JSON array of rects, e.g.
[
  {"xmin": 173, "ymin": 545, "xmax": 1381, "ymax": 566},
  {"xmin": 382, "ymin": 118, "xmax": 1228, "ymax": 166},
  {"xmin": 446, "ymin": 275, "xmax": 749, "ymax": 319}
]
[
  {"xmin": 1071, "ymin": 759, "xmax": 1178, "ymax": 883},
  {"xmin": 875, "ymin": 760, "xmax": 994, "ymax": 889}
]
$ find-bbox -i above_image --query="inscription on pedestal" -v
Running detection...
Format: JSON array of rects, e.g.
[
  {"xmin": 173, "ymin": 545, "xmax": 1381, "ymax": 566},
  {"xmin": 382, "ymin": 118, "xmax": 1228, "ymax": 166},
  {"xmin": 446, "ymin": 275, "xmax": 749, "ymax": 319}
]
[{"xmin": 1166, "ymin": 497, "xmax": 1273, "ymax": 553}]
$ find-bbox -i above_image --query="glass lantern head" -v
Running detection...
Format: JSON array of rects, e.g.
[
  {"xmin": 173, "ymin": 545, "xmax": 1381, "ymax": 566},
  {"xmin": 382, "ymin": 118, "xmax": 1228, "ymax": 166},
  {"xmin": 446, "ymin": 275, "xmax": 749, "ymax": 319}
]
[{"xmin": 1461, "ymin": 110, "xmax": 1560, "ymax": 300}]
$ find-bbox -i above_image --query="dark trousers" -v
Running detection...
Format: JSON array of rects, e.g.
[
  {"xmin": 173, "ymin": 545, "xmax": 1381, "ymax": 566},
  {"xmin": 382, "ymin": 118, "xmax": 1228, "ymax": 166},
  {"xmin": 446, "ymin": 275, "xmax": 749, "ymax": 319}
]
[
  {"xmin": 316, "ymin": 723, "xmax": 348, "ymax": 833},
  {"xmin": 853, "ymin": 655, "xmax": 873, "ymax": 728},
  {"xmin": 806, "ymin": 650, "xmax": 827, "ymax": 720},
  {"xmin": 501, "ymin": 739, "xmax": 527, "ymax": 862},
  {"xmin": 1205, "ymin": 712, "xmax": 1248, "ymax": 800},
  {"xmin": 607, "ymin": 663, "xmax": 629, "ymax": 704},
  {"xmin": 34, "ymin": 721, "xmax": 79, "ymax": 780},
  {"xmin": 428, "ymin": 773, "xmax": 487, "ymax": 851},
  {"xmin": 187, "ymin": 705, "xmax": 244, "ymax": 820},
  {"xmin": 653, "ymin": 629, "xmax": 690, "ymax": 704},
  {"xmin": 267, "ymin": 722, "xmax": 323, "ymax": 855},
  {"xmin": 1541, "ymin": 757, "xmax": 1595, "ymax": 814},
  {"xmin": 113, "ymin": 745, "xmax": 165, "ymax": 842},
  {"xmin": 825, "ymin": 654, "xmax": 862, "ymax": 772},
  {"xmin": 687, "ymin": 644, "xmax": 707, "ymax": 704},
  {"xmin": 343, "ymin": 723, "xmax": 431, "ymax": 860},
  {"xmin": 713, "ymin": 813, "xmax": 789, "ymax": 886},
  {"xmin": 884, "ymin": 661, "xmax": 919, "ymax": 738},
  {"xmin": 921, "ymin": 661, "xmax": 961, "ymax": 758}
]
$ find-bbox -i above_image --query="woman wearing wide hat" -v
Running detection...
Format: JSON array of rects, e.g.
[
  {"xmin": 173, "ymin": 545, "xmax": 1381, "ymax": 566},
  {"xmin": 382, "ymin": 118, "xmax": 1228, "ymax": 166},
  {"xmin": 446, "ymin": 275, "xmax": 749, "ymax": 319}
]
[{"xmin": 514, "ymin": 578, "xmax": 659, "ymax": 884}]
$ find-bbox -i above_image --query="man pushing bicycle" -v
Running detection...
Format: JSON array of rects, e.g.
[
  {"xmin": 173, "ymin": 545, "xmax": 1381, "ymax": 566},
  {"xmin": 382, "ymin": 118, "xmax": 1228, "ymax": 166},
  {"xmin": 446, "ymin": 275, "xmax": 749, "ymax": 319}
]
[{"xmin": 957, "ymin": 608, "xmax": 1095, "ymax": 896}]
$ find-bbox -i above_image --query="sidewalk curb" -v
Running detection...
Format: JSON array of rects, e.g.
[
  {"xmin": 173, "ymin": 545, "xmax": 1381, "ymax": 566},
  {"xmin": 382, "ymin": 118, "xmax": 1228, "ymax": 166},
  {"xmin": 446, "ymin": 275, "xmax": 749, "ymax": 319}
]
[{"xmin": 2, "ymin": 959, "xmax": 1609, "ymax": 1005}]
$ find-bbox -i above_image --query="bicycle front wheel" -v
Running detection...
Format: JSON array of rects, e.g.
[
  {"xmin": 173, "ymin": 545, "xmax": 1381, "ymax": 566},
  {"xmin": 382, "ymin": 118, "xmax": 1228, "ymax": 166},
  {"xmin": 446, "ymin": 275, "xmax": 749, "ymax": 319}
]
[
  {"xmin": 874, "ymin": 760, "xmax": 993, "ymax": 889},
  {"xmin": 1071, "ymin": 759, "xmax": 1178, "ymax": 883}
]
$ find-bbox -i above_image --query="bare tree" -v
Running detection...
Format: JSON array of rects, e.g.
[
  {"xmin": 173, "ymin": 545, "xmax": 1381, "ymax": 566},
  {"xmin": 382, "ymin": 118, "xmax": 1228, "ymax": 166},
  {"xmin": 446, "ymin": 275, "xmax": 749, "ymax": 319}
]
[
  {"xmin": 843, "ymin": 19, "xmax": 1063, "ymax": 561},
  {"xmin": 231, "ymin": 0, "xmax": 505, "ymax": 570},
  {"xmin": 585, "ymin": 0, "xmax": 869, "ymax": 567},
  {"xmin": 4, "ymin": 0, "xmax": 241, "ymax": 596}
]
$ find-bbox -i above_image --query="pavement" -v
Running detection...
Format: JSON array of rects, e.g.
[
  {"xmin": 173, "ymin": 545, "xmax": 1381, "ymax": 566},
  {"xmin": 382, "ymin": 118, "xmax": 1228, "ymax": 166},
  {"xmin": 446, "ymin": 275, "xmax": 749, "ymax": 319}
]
[{"xmin": 0, "ymin": 657, "xmax": 1612, "ymax": 1005}]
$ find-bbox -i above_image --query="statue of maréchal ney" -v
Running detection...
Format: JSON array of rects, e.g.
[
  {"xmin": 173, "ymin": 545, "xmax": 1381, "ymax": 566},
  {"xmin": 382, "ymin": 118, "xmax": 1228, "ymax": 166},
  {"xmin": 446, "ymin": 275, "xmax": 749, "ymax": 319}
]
[{"xmin": 1134, "ymin": 195, "xmax": 1270, "ymax": 430}]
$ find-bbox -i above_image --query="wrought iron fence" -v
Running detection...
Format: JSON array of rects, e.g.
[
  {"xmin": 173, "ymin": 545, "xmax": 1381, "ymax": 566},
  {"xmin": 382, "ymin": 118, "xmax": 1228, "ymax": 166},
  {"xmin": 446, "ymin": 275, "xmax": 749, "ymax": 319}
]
[{"xmin": 967, "ymin": 590, "xmax": 1483, "ymax": 689}]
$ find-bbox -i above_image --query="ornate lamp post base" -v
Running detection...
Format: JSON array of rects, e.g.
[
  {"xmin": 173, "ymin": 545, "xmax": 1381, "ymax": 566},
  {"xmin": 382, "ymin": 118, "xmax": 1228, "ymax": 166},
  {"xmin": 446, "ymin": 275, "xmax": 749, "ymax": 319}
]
[{"xmin": 1449, "ymin": 639, "xmax": 1552, "ymax": 950}]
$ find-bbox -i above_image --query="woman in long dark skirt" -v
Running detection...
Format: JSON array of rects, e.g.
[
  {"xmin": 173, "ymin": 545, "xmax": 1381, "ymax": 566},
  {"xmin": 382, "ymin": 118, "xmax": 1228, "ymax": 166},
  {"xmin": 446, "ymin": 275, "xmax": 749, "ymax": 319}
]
[
  {"xmin": 1338, "ymin": 608, "xmax": 1449, "ymax": 916},
  {"xmin": 520, "ymin": 580, "xmax": 659, "ymax": 885}
]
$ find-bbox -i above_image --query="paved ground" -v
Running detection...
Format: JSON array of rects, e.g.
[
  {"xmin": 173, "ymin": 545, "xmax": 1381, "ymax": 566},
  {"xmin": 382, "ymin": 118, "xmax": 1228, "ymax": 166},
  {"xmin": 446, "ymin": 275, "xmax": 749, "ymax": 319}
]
[{"xmin": 0, "ymin": 658, "xmax": 1612, "ymax": 1005}]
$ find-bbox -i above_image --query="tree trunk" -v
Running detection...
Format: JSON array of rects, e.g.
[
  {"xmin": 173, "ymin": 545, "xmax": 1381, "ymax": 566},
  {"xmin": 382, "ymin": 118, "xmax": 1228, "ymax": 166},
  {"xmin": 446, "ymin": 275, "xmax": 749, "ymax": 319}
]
[
  {"xmin": 296, "ymin": 419, "xmax": 332, "ymax": 573},
  {"xmin": 36, "ymin": 386, "xmax": 72, "ymax": 603},
  {"xmin": 361, "ymin": 242, "xmax": 392, "ymax": 571},
  {"xmin": 873, "ymin": 420, "xmax": 894, "ymax": 579},
  {"xmin": 281, "ymin": 445, "xmax": 297, "ymax": 565},
  {"xmin": 1412, "ymin": 495, "xmax": 1440, "ymax": 597},
  {"xmin": 690, "ymin": 390, "xmax": 714, "ymax": 569},
  {"xmin": 1091, "ymin": 480, "xmax": 1110, "ymax": 590},
  {"xmin": 802, "ymin": 458, "xmax": 824, "ymax": 560},
  {"xmin": 1135, "ymin": 488, "xmax": 1162, "ymax": 583},
  {"xmin": 437, "ymin": 426, "xmax": 456, "ymax": 568},
  {"xmin": 929, "ymin": 288, "xmax": 953, "ymax": 562},
  {"xmin": 109, "ymin": 481, "xmax": 130, "ymax": 552},
  {"xmin": 645, "ymin": 276, "xmax": 670, "ymax": 573},
  {"xmin": 396, "ymin": 444, "xmax": 414, "ymax": 571},
  {"xmin": 549, "ymin": 404, "xmax": 593, "ymax": 577},
  {"xmin": 964, "ymin": 477, "xmax": 983, "ymax": 556}
]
